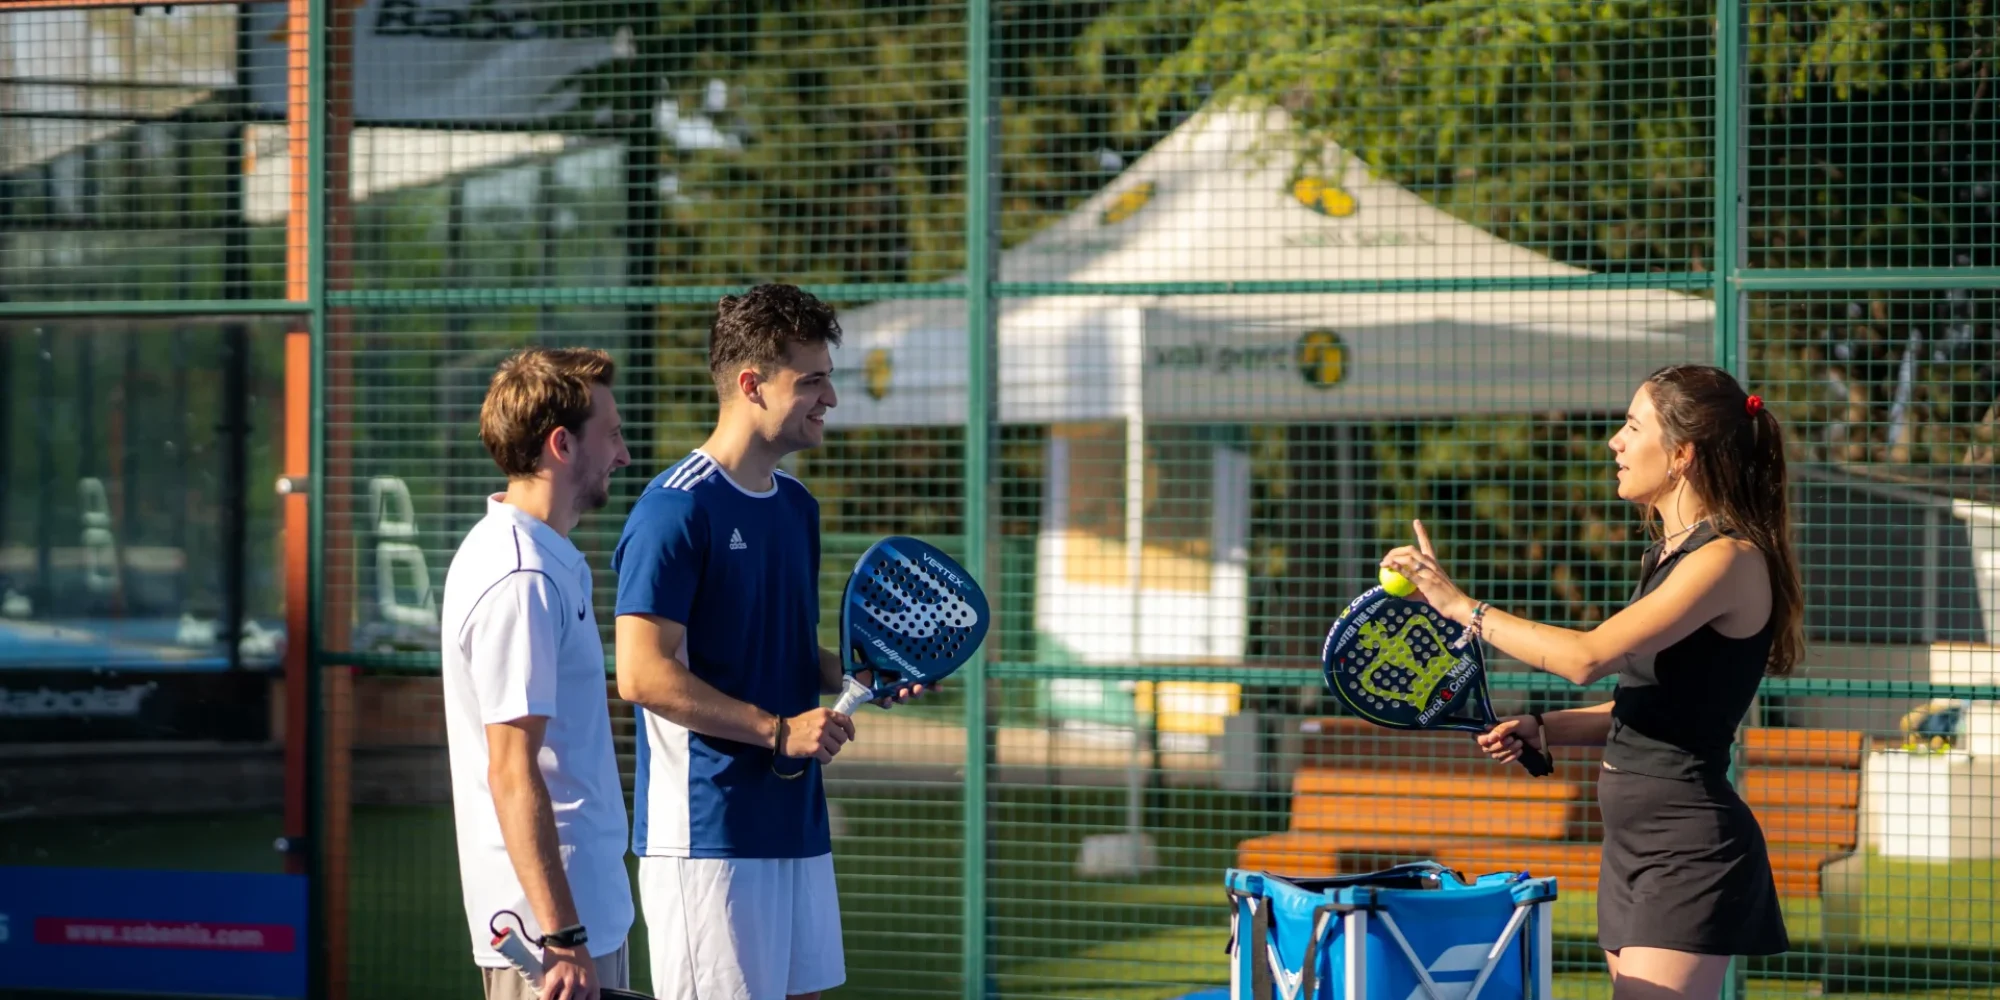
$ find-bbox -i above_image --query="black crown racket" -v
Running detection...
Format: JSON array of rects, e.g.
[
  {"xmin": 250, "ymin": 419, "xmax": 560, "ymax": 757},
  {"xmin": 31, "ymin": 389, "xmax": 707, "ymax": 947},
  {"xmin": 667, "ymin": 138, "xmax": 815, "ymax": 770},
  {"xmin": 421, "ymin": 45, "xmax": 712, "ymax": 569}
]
[{"xmin": 1321, "ymin": 586, "xmax": 1554, "ymax": 777}]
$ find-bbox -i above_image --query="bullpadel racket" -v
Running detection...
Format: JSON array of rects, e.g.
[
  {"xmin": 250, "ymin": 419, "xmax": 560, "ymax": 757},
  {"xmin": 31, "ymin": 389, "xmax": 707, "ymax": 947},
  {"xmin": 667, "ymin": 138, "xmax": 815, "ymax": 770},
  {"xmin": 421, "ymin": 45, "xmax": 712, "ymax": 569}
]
[{"xmin": 831, "ymin": 535, "xmax": 990, "ymax": 714}]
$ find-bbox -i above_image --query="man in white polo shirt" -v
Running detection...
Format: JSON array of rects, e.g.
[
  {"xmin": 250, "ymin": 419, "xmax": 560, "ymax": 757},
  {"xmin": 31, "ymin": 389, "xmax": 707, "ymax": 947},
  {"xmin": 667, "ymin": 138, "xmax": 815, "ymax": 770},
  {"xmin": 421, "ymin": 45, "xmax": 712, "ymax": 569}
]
[{"xmin": 442, "ymin": 346, "xmax": 634, "ymax": 1000}]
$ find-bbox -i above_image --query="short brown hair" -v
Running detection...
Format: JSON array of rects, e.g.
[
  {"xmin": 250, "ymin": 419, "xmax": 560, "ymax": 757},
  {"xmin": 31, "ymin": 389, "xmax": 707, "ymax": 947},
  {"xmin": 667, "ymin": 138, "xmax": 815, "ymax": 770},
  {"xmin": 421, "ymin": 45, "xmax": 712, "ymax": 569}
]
[
  {"xmin": 479, "ymin": 347, "xmax": 616, "ymax": 479},
  {"xmin": 709, "ymin": 284, "xmax": 843, "ymax": 395}
]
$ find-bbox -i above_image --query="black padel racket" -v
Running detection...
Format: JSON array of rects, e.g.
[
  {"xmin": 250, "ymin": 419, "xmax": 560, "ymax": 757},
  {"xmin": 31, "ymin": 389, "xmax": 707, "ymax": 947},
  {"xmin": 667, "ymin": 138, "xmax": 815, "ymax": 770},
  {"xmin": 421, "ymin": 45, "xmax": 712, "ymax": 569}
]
[{"xmin": 1320, "ymin": 586, "xmax": 1554, "ymax": 776}]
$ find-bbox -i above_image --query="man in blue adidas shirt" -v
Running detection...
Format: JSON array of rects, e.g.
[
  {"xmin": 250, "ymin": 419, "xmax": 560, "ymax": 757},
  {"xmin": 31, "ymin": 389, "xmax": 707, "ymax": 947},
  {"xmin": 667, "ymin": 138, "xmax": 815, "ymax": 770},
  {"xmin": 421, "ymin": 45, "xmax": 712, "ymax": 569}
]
[{"xmin": 611, "ymin": 284, "xmax": 925, "ymax": 1000}]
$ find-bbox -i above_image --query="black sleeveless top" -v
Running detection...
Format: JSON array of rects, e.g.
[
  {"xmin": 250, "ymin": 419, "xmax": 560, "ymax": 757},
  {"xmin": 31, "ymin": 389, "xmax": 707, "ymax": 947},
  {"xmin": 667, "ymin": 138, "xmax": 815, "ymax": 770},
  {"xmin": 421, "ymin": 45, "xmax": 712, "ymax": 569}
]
[{"xmin": 1602, "ymin": 522, "xmax": 1773, "ymax": 780}]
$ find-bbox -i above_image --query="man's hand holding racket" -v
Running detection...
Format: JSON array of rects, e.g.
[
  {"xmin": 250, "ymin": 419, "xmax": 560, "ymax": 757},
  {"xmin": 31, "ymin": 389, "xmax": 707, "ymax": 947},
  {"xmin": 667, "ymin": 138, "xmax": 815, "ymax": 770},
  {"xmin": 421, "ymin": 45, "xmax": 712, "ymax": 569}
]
[
  {"xmin": 849, "ymin": 668, "xmax": 933, "ymax": 708},
  {"xmin": 772, "ymin": 535, "xmax": 987, "ymax": 780},
  {"xmin": 537, "ymin": 943, "xmax": 600, "ymax": 1000},
  {"xmin": 779, "ymin": 707, "xmax": 856, "ymax": 766}
]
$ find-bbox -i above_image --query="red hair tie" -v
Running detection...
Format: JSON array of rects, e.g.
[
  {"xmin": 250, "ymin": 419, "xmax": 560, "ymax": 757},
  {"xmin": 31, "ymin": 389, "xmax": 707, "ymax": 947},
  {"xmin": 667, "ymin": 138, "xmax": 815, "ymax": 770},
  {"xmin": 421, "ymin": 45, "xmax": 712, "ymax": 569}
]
[{"xmin": 1745, "ymin": 395, "xmax": 1764, "ymax": 416}]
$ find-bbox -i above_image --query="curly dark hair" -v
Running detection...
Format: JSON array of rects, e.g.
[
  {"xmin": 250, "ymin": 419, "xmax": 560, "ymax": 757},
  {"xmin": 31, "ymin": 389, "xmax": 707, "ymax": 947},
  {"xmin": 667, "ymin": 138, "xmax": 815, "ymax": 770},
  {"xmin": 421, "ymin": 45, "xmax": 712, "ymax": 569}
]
[{"xmin": 708, "ymin": 284, "xmax": 843, "ymax": 395}]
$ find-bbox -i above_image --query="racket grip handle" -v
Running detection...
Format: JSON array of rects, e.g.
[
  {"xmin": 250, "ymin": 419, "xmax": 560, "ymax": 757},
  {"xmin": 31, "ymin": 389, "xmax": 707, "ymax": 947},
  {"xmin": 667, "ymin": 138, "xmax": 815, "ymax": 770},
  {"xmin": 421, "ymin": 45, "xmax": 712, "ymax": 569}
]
[
  {"xmin": 1515, "ymin": 743, "xmax": 1555, "ymax": 778},
  {"xmin": 832, "ymin": 675, "xmax": 874, "ymax": 715},
  {"xmin": 493, "ymin": 927, "xmax": 544, "ymax": 988}
]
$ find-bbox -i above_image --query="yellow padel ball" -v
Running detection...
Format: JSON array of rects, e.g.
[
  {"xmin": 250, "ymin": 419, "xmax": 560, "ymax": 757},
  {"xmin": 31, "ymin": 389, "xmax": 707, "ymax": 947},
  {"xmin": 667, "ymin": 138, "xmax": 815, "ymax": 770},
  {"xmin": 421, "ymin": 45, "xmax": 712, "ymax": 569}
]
[{"xmin": 1379, "ymin": 566, "xmax": 1417, "ymax": 598}]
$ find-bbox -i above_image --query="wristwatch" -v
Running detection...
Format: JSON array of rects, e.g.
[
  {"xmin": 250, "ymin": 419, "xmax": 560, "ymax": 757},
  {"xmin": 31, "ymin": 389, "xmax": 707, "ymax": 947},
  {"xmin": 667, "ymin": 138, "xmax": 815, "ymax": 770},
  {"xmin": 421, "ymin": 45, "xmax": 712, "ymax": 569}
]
[{"xmin": 543, "ymin": 924, "xmax": 588, "ymax": 949}]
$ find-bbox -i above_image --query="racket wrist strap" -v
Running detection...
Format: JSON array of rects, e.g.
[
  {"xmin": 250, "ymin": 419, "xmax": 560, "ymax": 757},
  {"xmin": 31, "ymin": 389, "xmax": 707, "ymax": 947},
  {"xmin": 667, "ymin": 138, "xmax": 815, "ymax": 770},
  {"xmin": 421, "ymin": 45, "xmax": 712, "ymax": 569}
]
[
  {"xmin": 1530, "ymin": 711, "xmax": 1547, "ymax": 748},
  {"xmin": 772, "ymin": 713, "xmax": 788, "ymax": 754}
]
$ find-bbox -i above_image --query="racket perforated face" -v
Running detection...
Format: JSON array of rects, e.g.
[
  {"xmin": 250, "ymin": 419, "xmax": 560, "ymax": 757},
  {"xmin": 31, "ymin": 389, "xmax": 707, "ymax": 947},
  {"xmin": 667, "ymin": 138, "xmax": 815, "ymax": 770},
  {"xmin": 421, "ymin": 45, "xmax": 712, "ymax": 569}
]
[
  {"xmin": 1321, "ymin": 589, "xmax": 1488, "ymax": 731},
  {"xmin": 841, "ymin": 536, "xmax": 990, "ymax": 699},
  {"xmin": 1321, "ymin": 587, "xmax": 1556, "ymax": 777}
]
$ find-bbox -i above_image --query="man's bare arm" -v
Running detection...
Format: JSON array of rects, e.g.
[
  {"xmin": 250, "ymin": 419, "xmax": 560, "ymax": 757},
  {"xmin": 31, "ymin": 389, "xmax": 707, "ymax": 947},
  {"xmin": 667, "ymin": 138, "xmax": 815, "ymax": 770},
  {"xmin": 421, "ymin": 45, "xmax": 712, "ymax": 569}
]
[
  {"xmin": 485, "ymin": 718, "xmax": 587, "ymax": 946},
  {"xmin": 615, "ymin": 613, "xmax": 852, "ymax": 762}
]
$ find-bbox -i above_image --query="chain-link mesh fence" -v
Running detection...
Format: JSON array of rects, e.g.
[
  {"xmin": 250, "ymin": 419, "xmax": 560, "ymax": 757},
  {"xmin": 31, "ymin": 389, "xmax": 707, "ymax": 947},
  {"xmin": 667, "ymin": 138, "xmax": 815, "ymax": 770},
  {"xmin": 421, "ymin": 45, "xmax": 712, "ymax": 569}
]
[{"xmin": 6, "ymin": 1, "xmax": 2000, "ymax": 999}]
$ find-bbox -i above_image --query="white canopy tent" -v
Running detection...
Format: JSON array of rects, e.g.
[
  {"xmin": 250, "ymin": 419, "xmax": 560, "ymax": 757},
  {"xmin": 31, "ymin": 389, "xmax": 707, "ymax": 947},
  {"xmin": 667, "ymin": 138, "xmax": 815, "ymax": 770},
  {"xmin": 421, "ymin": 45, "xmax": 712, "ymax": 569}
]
[{"xmin": 826, "ymin": 104, "xmax": 1714, "ymax": 677}]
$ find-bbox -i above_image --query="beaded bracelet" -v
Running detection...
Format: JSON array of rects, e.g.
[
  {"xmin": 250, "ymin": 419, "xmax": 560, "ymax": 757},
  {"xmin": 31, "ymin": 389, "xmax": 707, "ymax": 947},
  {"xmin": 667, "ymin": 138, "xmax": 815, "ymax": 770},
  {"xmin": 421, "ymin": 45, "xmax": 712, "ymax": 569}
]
[{"xmin": 1451, "ymin": 601, "xmax": 1490, "ymax": 650}]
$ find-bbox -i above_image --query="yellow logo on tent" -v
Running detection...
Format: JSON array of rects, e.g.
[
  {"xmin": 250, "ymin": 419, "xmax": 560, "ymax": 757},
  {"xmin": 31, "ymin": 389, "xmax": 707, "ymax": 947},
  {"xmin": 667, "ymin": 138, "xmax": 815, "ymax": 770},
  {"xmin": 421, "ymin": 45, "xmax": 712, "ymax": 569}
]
[
  {"xmin": 1292, "ymin": 176, "xmax": 1357, "ymax": 218},
  {"xmin": 1100, "ymin": 181, "xmax": 1155, "ymax": 226},
  {"xmin": 1296, "ymin": 330, "xmax": 1347, "ymax": 389},
  {"xmin": 864, "ymin": 348, "xmax": 893, "ymax": 401}
]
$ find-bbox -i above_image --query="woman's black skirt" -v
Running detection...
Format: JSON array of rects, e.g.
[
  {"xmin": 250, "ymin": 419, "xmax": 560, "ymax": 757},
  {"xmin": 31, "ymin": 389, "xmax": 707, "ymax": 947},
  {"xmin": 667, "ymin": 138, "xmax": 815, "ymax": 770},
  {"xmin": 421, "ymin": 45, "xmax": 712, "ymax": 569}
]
[{"xmin": 1596, "ymin": 764, "xmax": 1791, "ymax": 956}]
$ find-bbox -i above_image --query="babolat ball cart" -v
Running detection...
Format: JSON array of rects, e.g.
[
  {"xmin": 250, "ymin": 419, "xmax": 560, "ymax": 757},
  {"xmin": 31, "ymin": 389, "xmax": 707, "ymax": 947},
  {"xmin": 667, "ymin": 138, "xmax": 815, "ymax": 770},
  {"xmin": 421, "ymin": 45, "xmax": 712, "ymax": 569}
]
[{"xmin": 1224, "ymin": 862, "xmax": 1556, "ymax": 1000}]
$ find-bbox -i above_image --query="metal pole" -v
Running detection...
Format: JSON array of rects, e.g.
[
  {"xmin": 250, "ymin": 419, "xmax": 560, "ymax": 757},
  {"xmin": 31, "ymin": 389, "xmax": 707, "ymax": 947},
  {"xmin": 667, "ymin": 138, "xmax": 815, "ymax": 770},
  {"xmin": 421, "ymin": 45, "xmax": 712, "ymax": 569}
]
[
  {"xmin": 1714, "ymin": 0, "xmax": 1747, "ymax": 381},
  {"xmin": 221, "ymin": 325, "xmax": 249, "ymax": 671},
  {"xmin": 0, "ymin": 331, "xmax": 10, "ymax": 577},
  {"xmin": 962, "ymin": 0, "xmax": 996, "ymax": 993},
  {"xmin": 34, "ymin": 327, "xmax": 54, "ymax": 616},
  {"xmin": 443, "ymin": 180, "xmax": 468, "ymax": 544},
  {"xmin": 303, "ymin": 0, "xmax": 330, "ymax": 994},
  {"xmin": 1923, "ymin": 509, "xmax": 1939, "ymax": 644},
  {"xmin": 1713, "ymin": 7, "xmax": 1751, "ymax": 1000},
  {"xmin": 223, "ymin": 37, "xmax": 252, "ymax": 668},
  {"xmin": 622, "ymin": 2, "xmax": 664, "ymax": 475},
  {"xmin": 1337, "ymin": 425, "xmax": 1359, "ymax": 595},
  {"xmin": 1124, "ymin": 412, "xmax": 1146, "ymax": 853},
  {"xmin": 173, "ymin": 330, "xmax": 189, "ymax": 616}
]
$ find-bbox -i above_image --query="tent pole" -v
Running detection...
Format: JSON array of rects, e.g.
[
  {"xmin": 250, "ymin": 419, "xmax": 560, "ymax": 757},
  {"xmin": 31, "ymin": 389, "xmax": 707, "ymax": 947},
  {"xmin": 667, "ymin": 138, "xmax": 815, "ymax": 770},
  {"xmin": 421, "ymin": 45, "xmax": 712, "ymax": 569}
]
[
  {"xmin": 1125, "ymin": 410, "xmax": 1146, "ymax": 858},
  {"xmin": 1338, "ymin": 423, "xmax": 1360, "ymax": 592}
]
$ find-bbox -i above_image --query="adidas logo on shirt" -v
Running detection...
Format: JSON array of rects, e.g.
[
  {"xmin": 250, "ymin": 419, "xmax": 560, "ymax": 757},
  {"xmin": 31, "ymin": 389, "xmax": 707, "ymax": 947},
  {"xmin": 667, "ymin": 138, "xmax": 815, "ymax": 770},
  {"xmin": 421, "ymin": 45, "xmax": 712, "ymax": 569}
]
[{"xmin": 729, "ymin": 528, "xmax": 748, "ymax": 551}]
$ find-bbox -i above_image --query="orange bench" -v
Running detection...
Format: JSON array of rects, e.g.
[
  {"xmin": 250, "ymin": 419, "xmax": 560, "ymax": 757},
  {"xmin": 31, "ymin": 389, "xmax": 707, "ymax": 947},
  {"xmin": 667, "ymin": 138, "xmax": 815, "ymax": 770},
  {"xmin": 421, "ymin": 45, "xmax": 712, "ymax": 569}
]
[{"xmin": 1237, "ymin": 722, "xmax": 1864, "ymax": 898}]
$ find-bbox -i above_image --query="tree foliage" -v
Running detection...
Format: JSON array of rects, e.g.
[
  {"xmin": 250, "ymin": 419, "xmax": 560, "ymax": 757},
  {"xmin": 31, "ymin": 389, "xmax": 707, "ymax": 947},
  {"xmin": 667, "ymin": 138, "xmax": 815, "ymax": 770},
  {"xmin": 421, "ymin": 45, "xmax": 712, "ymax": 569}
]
[
  {"xmin": 1067, "ymin": 0, "xmax": 2000, "ymax": 631},
  {"xmin": 1082, "ymin": 0, "xmax": 2000, "ymax": 475},
  {"xmin": 540, "ymin": 0, "xmax": 2000, "ymax": 632}
]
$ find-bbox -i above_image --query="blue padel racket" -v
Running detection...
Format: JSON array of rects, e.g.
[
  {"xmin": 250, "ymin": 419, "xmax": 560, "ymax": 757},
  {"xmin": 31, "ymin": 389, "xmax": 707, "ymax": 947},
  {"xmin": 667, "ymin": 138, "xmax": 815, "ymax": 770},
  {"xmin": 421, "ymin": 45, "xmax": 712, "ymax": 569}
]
[
  {"xmin": 1320, "ymin": 586, "xmax": 1554, "ymax": 777},
  {"xmin": 830, "ymin": 535, "xmax": 990, "ymax": 715}
]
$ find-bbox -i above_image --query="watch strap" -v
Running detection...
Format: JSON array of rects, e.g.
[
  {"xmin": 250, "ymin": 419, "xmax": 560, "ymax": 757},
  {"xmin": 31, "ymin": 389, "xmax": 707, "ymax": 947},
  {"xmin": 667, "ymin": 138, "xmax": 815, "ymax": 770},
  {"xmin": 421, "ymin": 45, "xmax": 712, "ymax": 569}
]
[{"xmin": 543, "ymin": 923, "xmax": 588, "ymax": 949}]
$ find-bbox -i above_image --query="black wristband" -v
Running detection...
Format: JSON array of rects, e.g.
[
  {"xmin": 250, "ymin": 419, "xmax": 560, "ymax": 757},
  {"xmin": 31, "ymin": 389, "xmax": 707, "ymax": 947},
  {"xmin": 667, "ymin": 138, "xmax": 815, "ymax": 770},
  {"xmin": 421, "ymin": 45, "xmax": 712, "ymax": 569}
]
[{"xmin": 543, "ymin": 923, "xmax": 587, "ymax": 949}]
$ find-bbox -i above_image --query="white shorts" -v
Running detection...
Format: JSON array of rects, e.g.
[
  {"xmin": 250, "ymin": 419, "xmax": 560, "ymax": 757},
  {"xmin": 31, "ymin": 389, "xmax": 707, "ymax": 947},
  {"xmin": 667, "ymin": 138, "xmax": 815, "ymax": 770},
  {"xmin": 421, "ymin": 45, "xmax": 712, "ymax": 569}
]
[{"xmin": 639, "ymin": 853, "xmax": 845, "ymax": 1000}]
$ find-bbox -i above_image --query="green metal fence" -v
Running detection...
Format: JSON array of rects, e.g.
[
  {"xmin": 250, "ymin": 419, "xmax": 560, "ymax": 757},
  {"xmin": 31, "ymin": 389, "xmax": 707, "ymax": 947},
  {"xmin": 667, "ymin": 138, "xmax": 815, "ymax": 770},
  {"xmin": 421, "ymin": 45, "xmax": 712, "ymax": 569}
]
[{"xmin": 7, "ymin": 1, "xmax": 2000, "ymax": 998}]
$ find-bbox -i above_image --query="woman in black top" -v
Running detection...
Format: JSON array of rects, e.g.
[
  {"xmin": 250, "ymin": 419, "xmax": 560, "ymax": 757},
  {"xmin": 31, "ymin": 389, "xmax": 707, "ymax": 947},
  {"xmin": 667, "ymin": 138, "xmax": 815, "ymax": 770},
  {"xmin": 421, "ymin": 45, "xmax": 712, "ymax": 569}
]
[{"xmin": 1380, "ymin": 364, "xmax": 1802, "ymax": 999}]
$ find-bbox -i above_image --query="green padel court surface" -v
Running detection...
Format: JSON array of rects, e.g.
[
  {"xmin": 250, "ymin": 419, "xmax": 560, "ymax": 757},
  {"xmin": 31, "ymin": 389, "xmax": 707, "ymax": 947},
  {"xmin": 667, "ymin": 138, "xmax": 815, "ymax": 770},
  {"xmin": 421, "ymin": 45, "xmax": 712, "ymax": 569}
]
[{"xmin": 4, "ymin": 790, "xmax": 1995, "ymax": 1000}]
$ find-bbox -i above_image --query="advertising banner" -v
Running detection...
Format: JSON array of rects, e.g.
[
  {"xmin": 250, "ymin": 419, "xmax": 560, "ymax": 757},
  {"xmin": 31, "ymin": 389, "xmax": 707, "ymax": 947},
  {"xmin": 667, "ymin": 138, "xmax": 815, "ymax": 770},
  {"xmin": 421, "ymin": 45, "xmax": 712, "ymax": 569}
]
[{"xmin": 0, "ymin": 866, "xmax": 308, "ymax": 998}]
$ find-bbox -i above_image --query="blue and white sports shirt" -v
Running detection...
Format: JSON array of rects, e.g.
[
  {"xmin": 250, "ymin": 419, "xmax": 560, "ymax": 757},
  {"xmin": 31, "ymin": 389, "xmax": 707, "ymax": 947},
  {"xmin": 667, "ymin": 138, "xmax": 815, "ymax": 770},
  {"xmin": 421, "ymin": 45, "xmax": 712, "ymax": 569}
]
[{"xmin": 612, "ymin": 450, "xmax": 829, "ymax": 859}]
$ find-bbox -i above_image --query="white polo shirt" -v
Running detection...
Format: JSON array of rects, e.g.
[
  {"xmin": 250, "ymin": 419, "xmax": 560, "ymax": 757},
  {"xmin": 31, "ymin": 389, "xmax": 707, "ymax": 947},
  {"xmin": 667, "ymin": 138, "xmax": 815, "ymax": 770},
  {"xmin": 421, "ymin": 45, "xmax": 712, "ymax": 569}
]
[{"xmin": 440, "ymin": 495, "xmax": 633, "ymax": 967}]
